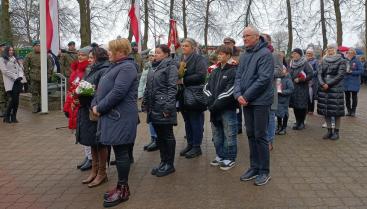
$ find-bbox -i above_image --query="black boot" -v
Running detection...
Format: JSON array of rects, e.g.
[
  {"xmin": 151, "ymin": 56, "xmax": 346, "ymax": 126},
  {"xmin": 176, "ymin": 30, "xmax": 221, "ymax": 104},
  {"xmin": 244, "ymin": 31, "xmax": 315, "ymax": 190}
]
[
  {"xmin": 10, "ymin": 109, "xmax": 18, "ymax": 123},
  {"xmin": 146, "ymin": 141, "xmax": 159, "ymax": 152},
  {"xmin": 185, "ymin": 146, "xmax": 202, "ymax": 159},
  {"xmin": 143, "ymin": 141, "xmax": 154, "ymax": 151},
  {"xmin": 276, "ymin": 118, "xmax": 282, "ymax": 135},
  {"xmin": 3, "ymin": 114, "xmax": 11, "ymax": 123},
  {"xmin": 155, "ymin": 163, "xmax": 175, "ymax": 177},
  {"xmin": 292, "ymin": 121, "xmax": 300, "ymax": 130},
  {"xmin": 323, "ymin": 128, "xmax": 332, "ymax": 139},
  {"xmin": 179, "ymin": 144, "xmax": 192, "ymax": 156},
  {"xmin": 80, "ymin": 159, "xmax": 92, "ymax": 171},
  {"xmin": 330, "ymin": 129, "xmax": 340, "ymax": 140},
  {"xmin": 346, "ymin": 108, "xmax": 352, "ymax": 116},
  {"xmin": 351, "ymin": 108, "xmax": 356, "ymax": 117}
]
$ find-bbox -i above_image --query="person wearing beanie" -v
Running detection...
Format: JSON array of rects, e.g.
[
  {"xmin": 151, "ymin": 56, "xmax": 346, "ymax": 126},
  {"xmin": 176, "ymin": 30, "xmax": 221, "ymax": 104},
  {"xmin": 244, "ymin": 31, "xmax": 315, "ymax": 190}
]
[
  {"xmin": 60, "ymin": 41, "xmax": 78, "ymax": 79},
  {"xmin": 289, "ymin": 48, "xmax": 313, "ymax": 130}
]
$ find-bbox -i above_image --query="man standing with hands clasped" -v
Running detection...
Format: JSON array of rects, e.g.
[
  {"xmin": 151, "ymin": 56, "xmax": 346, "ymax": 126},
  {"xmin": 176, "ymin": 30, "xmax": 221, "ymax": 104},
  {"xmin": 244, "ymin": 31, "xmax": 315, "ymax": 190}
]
[{"xmin": 234, "ymin": 26, "xmax": 274, "ymax": 186}]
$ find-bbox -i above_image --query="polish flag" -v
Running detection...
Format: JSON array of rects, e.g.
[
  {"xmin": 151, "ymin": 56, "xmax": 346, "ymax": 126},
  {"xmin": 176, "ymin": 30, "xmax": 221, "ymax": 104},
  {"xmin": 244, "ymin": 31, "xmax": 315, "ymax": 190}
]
[
  {"xmin": 128, "ymin": 0, "xmax": 141, "ymax": 53},
  {"xmin": 46, "ymin": 0, "xmax": 60, "ymax": 55}
]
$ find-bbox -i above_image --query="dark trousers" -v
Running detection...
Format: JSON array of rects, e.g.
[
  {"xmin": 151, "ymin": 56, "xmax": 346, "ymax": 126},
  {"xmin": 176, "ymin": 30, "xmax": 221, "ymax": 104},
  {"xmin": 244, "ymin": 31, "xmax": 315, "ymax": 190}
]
[
  {"xmin": 237, "ymin": 107, "xmax": 243, "ymax": 130},
  {"xmin": 277, "ymin": 115, "xmax": 288, "ymax": 129},
  {"xmin": 182, "ymin": 111, "xmax": 204, "ymax": 147},
  {"xmin": 153, "ymin": 124, "xmax": 176, "ymax": 165},
  {"xmin": 308, "ymin": 99, "xmax": 315, "ymax": 113},
  {"xmin": 243, "ymin": 105, "xmax": 270, "ymax": 175},
  {"xmin": 113, "ymin": 144, "xmax": 133, "ymax": 186},
  {"xmin": 293, "ymin": 108, "xmax": 307, "ymax": 124},
  {"xmin": 5, "ymin": 90, "xmax": 20, "ymax": 118},
  {"xmin": 345, "ymin": 91, "xmax": 358, "ymax": 111}
]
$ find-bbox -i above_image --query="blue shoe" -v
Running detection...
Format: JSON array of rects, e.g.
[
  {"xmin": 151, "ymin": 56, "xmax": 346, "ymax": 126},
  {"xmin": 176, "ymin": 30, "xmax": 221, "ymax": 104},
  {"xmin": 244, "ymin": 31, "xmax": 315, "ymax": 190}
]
[
  {"xmin": 254, "ymin": 174, "xmax": 271, "ymax": 186},
  {"xmin": 240, "ymin": 168, "xmax": 258, "ymax": 181}
]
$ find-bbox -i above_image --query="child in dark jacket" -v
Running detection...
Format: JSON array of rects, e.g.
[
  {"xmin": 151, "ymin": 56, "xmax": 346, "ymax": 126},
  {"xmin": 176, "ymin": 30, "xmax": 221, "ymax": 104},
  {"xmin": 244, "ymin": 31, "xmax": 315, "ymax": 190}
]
[
  {"xmin": 276, "ymin": 66, "xmax": 294, "ymax": 135},
  {"xmin": 204, "ymin": 45, "xmax": 238, "ymax": 171}
]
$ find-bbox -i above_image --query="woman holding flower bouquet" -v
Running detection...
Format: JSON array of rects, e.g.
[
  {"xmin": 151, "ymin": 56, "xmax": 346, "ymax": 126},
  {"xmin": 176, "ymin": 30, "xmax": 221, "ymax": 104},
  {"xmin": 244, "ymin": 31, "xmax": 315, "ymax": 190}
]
[
  {"xmin": 63, "ymin": 46, "xmax": 92, "ymax": 171},
  {"xmin": 77, "ymin": 47, "xmax": 110, "ymax": 187},
  {"xmin": 289, "ymin": 48, "xmax": 313, "ymax": 130},
  {"xmin": 91, "ymin": 38, "xmax": 138, "ymax": 208},
  {"xmin": 142, "ymin": 44, "xmax": 178, "ymax": 177}
]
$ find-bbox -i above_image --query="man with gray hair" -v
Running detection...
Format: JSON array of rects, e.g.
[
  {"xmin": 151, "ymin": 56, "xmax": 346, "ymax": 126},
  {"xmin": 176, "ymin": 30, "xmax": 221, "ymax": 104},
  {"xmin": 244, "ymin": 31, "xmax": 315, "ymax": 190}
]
[{"xmin": 234, "ymin": 26, "xmax": 274, "ymax": 186}]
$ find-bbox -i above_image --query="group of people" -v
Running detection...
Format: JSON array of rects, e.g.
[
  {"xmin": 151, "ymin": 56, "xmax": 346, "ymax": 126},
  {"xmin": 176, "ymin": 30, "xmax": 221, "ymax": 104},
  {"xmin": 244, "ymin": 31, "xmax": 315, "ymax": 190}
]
[{"xmin": 1, "ymin": 24, "xmax": 365, "ymax": 208}]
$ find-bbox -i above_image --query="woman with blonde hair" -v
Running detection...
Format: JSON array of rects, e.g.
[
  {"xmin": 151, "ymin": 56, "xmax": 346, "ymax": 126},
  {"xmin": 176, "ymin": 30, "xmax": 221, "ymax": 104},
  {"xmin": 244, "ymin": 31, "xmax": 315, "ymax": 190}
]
[{"xmin": 92, "ymin": 38, "xmax": 138, "ymax": 207}]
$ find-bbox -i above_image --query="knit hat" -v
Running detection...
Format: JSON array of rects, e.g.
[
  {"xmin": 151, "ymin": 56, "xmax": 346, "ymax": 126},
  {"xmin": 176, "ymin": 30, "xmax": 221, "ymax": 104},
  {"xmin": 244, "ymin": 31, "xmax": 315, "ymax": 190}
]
[
  {"xmin": 223, "ymin": 37, "xmax": 236, "ymax": 44},
  {"xmin": 327, "ymin": 43, "xmax": 337, "ymax": 49},
  {"xmin": 68, "ymin": 41, "xmax": 76, "ymax": 46},
  {"xmin": 292, "ymin": 48, "xmax": 303, "ymax": 56},
  {"xmin": 78, "ymin": 46, "xmax": 92, "ymax": 55},
  {"xmin": 32, "ymin": 40, "xmax": 40, "ymax": 46}
]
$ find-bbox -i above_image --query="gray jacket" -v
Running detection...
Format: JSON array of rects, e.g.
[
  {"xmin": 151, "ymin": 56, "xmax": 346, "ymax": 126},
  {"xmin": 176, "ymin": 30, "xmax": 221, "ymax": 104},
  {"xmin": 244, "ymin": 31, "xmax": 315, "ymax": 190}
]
[{"xmin": 234, "ymin": 37, "xmax": 274, "ymax": 106}]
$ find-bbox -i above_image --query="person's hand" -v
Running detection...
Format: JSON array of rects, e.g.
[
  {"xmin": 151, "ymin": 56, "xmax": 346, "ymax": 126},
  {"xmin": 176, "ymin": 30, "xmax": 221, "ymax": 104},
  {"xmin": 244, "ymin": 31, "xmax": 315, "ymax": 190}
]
[
  {"xmin": 322, "ymin": 84, "xmax": 329, "ymax": 91},
  {"xmin": 92, "ymin": 106, "xmax": 100, "ymax": 116},
  {"xmin": 15, "ymin": 77, "xmax": 22, "ymax": 82},
  {"xmin": 163, "ymin": 112, "xmax": 170, "ymax": 118},
  {"xmin": 294, "ymin": 78, "xmax": 299, "ymax": 83},
  {"xmin": 64, "ymin": 112, "xmax": 69, "ymax": 118},
  {"xmin": 177, "ymin": 78, "xmax": 183, "ymax": 85},
  {"xmin": 237, "ymin": 96, "xmax": 248, "ymax": 106}
]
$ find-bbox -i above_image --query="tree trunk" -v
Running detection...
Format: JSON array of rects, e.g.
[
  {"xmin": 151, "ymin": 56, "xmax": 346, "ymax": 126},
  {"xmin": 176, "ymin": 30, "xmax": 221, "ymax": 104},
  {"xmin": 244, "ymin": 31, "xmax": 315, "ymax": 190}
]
[
  {"xmin": 0, "ymin": 0, "xmax": 12, "ymax": 44},
  {"xmin": 78, "ymin": 0, "xmax": 91, "ymax": 47},
  {"xmin": 143, "ymin": 0, "xmax": 149, "ymax": 50},
  {"xmin": 365, "ymin": 0, "xmax": 367, "ymax": 56},
  {"xmin": 169, "ymin": 0, "xmax": 174, "ymax": 19},
  {"xmin": 320, "ymin": 0, "xmax": 328, "ymax": 51},
  {"xmin": 204, "ymin": 0, "xmax": 211, "ymax": 54},
  {"xmin": 286, "ymin": 0, "xmax": 293, "ymax": 57},
  {"xmin": 333, "ymin": 0, "xmax": 343, "ymax": 46},
  {"xmin": 128, "ymin": 0, "xmax": 135, "ymax": 42},
  {"xmin": 182, "ymin": 0, "xmax": 187, "ymax": 38},
  {"xmin": 244, "ymin": 0, "xmax": 253, "ymax": 27}
]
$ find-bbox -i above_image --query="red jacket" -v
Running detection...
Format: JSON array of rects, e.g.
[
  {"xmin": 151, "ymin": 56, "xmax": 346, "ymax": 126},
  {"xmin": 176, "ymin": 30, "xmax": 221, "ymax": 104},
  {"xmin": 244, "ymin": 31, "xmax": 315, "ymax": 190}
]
[{"xmin": 63, "ymin": 60, "xmax": 89, "ymax": 129}]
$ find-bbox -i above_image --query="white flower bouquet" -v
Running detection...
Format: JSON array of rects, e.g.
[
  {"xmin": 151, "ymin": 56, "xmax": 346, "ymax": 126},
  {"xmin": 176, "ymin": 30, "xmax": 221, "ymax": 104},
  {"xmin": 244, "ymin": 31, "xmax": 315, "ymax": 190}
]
[{"xmin": 75, "ymin": 80, "xmax": 95, "ymax": 96}]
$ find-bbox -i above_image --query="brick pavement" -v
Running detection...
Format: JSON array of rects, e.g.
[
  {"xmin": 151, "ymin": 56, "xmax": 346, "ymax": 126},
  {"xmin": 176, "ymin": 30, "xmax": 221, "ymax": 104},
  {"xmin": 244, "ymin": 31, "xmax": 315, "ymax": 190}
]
[{"xmin": 1, "ymin": 87, "xmax": 367, "ymax": 209}]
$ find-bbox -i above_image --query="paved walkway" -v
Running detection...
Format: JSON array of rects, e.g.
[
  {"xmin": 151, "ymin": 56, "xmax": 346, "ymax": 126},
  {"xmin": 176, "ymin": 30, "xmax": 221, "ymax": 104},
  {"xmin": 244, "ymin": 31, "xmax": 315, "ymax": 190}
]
[{"xmin": 1, "ymin": 87, "xmax": 367, "ymax": 209}]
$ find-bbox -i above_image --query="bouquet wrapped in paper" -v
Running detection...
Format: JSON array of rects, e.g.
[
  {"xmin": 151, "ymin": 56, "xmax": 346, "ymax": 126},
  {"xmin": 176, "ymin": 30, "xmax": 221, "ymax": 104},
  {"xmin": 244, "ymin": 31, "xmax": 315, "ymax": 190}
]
[{"xmin": 75, "ymin": 80, "xmax": 96, "ymax": 97}]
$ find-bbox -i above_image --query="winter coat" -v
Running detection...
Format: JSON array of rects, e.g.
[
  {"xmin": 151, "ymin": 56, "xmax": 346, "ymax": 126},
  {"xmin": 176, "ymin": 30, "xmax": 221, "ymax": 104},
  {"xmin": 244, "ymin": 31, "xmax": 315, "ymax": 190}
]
[
  {"xmin": 289, "ymin": 58, "xmax": 313, "ymax": 109},
  {"xmin": 234, "ymin": 36, "xmax": 274, "ymax": 106},
  {"xmin": 76, "ymin": 61, "xmax": 109, "ymax": 146},
  {"xmin": 92, "ymin": 57, "xmax": 138, "ymax": 146},
  {"xmin": 271, "ymin": 51, "xmax": 283, "ymax": 111},
  {"xmin": 276, "ymin": 74, "xmax": 294, "ymax": 118},
  {"xmin": 143, "ymin": 58, "xmax": 178, "ymax": 125},
  {"xmin": 317, "ymin": 55, "xmax": 346, "ymax": 117},
  {"xmin": 344, "ymin": 56, "xmax": 363, "ymax": 92},
  {"xmin": 179, "ymin": 53, "xmax": 208, "ymax": 111},
  {"xmin": 138, "ymin": 62, "xmax": 152, "ymax": 99},
  {"xmin": 308, "ymin": 58, "xmax": 319, "ymax": 101},
  {"xmin": 63, "ymin": 60, "xmax": 89, "ymax": 129},
  {"xmin": 0, "ymin": 57, "xmax": 27, "ymax": 91},
  {"xmin": 204, "ymin": 62, "xmax": 238, "ymax": 122}
]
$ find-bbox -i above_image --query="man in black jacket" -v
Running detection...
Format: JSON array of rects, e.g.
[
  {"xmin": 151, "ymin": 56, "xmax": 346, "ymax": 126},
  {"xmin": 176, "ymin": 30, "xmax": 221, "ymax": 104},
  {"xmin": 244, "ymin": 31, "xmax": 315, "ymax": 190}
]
[
  {"xmin": 204, "ymin": 45, "xmax": 238, "ymax": 171},
  {"xmin": 234, "ymin": 26, "xmax": 274, "ymax": 186}
]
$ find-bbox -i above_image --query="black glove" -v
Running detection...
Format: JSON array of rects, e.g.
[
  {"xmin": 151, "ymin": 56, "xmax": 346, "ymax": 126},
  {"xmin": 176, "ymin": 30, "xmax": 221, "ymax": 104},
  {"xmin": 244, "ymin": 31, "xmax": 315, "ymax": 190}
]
[
  {"xmin": 64, "ymin": 112, "xmax": 69, "ymax": 118},
  {"xmin": 15, "ymin": 77, "xmax": 23, "ymax": 82}
]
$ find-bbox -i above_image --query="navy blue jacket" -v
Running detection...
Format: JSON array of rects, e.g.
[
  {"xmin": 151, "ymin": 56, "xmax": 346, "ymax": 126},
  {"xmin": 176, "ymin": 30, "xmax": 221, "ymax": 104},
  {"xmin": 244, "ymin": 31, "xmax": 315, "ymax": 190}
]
[
  {"xmin": 234, "ymin": 37, "xmax": 274, "ymax": 106},
  {"xmin": 344, "ymin": 56, "xmax": 363, "ymax": 92},
  {"xmin": 92, "ymin": 58, "xmax": 138, "ymax": 145}
]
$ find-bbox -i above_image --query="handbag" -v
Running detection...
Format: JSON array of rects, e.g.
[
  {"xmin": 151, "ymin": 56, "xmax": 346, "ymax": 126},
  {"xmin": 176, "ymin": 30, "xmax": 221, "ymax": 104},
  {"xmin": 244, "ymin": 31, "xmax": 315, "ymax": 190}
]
[
  {"xmin": 183, "ymin": 85, "xmax": 207, "ymax": 111},
  {"xmin": 89, "ymin": 109, "xmax": 99, "ymax": 121}
]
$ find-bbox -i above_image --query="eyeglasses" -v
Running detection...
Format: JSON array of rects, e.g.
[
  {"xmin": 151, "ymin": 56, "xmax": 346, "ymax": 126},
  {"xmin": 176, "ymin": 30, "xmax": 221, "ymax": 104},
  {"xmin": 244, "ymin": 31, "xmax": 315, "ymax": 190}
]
[{"xmin": 242, "ymin": 34, "xmax": 256, "ymax": 39}]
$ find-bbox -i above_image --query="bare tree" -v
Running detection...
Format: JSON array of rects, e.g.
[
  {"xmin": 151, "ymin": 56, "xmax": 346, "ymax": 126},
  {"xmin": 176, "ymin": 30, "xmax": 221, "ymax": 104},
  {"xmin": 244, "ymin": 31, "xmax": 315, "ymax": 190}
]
[
  {"xmin": 286, "ymin": 0, "xmax": 293, "ymax": 56},
  {"xmin": 320, "ymin": 0, "xmax": 328, "ymax": 51},
  {"xmin": 1, "ymin": 0, "xmax": 13, "ymax": 44},
  {"xmin": 332, "ymin": 0, "xmax": 343, "ymax": 46},
  {"xmin": 272, "ymin": 31, "xmax": 288, "ymax": 52},
  {"xmin": 77, "ymin": 0, "xmax": 91, "ymax": 47},
  {"xmin": 182, "ymin": 0, "xmax": 187, "ymax": 38}
]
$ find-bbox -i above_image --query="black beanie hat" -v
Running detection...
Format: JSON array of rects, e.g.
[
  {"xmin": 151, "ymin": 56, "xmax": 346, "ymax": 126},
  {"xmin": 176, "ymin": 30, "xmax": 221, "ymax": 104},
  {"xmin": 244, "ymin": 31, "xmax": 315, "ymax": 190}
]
[{"xmin": 292, "ymin": 48, "xmax": 303, "ymax": 56}]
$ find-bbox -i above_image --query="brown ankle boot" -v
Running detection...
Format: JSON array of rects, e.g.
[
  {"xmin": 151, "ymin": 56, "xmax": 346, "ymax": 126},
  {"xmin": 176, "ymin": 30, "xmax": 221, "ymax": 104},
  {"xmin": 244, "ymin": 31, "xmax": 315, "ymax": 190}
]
[
  {"xmin": 88, "ymin": 147, "xmax": 108, "ymax": 188},
  {"xmin": 82, "ymin": 147, "xmax": 98, "ymax": 184}
]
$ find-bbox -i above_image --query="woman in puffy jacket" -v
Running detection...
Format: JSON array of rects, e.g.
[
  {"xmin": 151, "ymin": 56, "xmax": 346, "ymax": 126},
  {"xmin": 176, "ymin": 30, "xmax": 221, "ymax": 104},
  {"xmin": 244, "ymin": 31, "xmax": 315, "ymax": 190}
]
[
  {"xmin": 0, "ymin": 46, "xmax": 27, "ymax": 123},
  {"xmin": 143, "ymin": 44, "xmax": 178, "ymax": 177},
  {"xmin": 317, "ymin": 44, "xmax": 346, "ymax": 140}
]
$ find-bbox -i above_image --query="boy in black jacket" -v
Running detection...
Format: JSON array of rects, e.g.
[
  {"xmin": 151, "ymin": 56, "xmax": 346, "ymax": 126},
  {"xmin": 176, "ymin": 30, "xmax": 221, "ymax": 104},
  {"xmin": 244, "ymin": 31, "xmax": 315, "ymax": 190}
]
[{"xmin": 204, "ymin": 45, "xmax": 238, "ymax": 170}]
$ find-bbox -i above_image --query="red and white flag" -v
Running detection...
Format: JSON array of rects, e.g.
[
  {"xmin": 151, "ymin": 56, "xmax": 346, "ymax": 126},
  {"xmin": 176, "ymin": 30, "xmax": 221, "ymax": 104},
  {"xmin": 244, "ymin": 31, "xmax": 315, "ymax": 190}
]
[
  {"xmin": 128, "ymin": 0, "xmax": 142, "ymax": 53},
  {"xmin": 168, "ymin": 19, "xmax": 180, "ymax": 54},
  {"xmin": 46, "ymin": 0, "xmax": 59, "ymax": 55}
]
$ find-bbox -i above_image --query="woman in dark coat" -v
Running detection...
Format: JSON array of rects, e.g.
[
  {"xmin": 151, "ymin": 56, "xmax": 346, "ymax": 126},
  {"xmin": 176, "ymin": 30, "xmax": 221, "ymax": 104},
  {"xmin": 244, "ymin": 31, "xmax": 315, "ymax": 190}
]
[
  {"xmin": 289, "ymin": 48, "xmax": 313, "ymax": 130},
  {"xmin": 178, "ymin": 38, "xmax": 208, "ymax": 158},
  {"xmin": 143, "ymin": 44, "xmax": 178, "ymax": 177},
  {"xmin": 91, "ymin": 38, "xmax": 138, "ymax": 208},
  {"xmin": 317, "ymin": 44, "xmax": 346, "ymax": 140},
  {"xmin": 78, "ymin": 47, "xmax": 110, "ymax": 187},
  {"xmin": 344, "ymin": 48, "xmax": 363, "ymax": 116}
]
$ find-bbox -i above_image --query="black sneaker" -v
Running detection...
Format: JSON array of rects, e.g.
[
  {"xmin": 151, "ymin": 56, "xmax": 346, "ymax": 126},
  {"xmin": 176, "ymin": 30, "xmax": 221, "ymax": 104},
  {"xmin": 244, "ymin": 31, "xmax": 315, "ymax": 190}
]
[
  {"xmin": 254, "ymin": 174, "xmax": 271, "ymax": 186},
  {"xmin": 240, "ymin": 168, "xmax": 258, "ymax": 181},
  {"xmin": 210, "ymin": 157, "xmax": 223, "ymax": 166},
  {"xmin": 219, "ymin": 160, "xmax": 236, "ymax": 171},
  {"xmin": 185, "ymin": 147, "xmax": 202, "ymax": 159},
  {"xmin": 179, "ymin": 144, "xmax": 192, "ymax": 156}
]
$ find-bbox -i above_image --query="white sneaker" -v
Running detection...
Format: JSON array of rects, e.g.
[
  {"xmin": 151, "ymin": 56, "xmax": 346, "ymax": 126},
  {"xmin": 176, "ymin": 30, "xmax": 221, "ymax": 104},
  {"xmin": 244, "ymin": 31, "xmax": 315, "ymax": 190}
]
[
  {"xmin": 219, "ymin": 160, "xmax": 236, "ymax": 171},
  {"xmin": 322, "ymin": 122, "xmax": 327, "ymax": 128},
  {"xmin": 210, "ymin": 156, "xmax": 223, "ymax": 166}
]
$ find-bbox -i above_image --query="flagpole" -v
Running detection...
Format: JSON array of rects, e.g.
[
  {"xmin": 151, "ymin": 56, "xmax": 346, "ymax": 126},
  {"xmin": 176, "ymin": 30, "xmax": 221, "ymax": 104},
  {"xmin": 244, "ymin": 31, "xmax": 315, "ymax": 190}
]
[{"xmin": 40, "ymin": 0, "xmax": 49, "ymax": 113}]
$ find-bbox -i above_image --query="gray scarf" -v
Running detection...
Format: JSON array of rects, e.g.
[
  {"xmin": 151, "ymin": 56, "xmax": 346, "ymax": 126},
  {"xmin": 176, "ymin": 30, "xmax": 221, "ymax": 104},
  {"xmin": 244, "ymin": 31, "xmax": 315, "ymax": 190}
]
[
  {"xmin": 324, "ymin": 54, "xmax": 342, "ymax": 63},
  {"xmin": 290, "ymin": 56, "xmax": 307, "ymax": 69}
]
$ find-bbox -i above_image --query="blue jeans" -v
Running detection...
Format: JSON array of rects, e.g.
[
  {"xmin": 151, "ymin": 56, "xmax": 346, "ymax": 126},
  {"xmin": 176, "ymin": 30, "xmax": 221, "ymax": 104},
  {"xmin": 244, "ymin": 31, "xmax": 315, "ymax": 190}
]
[
  {"xmin": 149, "ymin": 122, "xmax": 157, "ymax": 141},
  {"xmin": 243, "ymin": 105, "xmax": 270, "ymax": 175},
  {"xmin": 182, "ymin": 111, "xmax": 204, "ymax": 147},
  {"xmin": 266, "ymin": 111, "xmax": 276, "ymax": 143},
  {"xmin": 211, "ymin": 110, "xmax": 238, "ymax": 161}
]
